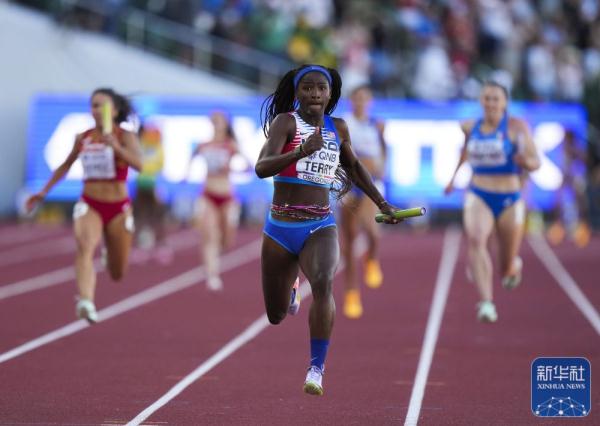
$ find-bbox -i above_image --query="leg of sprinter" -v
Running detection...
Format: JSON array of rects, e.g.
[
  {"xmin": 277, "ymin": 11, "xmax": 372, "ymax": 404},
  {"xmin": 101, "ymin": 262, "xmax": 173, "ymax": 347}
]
[
  {"xmin": 496, "ymin": 199, "xmax": 526, "ymax": 289},
  {"xmin": 73, "ymin": 202, "xmax": 103, "ymax": 322},
  {"xmin": 463, "ymin": 192, "xmax": 497, "ymax": 322},
  {"xmin": 358, "ymin": 195, "xmax": 382, "ymax": 288},
  {"xmin": 339, "ymin": 198, "xmax": 362, "ymax": 318},
  {"xmin": 261, "ymin": 235, "xmax": 300, "ymax": 325},
  {"xmin": 298, "ymin": 226, "xmax": 339, "ymax": 394},
  {"xmin": 104, "ymin": 206, "xmax": 134, "ymax": 281}
]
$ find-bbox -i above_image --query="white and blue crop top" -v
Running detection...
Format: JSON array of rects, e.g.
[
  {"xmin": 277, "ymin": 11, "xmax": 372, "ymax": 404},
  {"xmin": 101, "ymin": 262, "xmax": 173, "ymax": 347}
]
[
  {"xmin": 275, "ymin": 111, "xmax": 342, "ymax": 187},
  {"xmin": 466, "ymin": 114, "xmax": 520, "ymax": 175},
  {"xmin": 343, "ymin": 113, "xmax": 383, "ymax": 159}
]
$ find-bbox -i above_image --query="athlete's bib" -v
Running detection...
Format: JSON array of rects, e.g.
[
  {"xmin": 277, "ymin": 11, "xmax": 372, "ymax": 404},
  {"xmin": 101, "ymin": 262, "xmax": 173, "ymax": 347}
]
[
  {"xmin": 467, "ymin": 134, "xmax": 507, "ymax": 167},
  {"xmin": 293, "ymin": 115, "xmax": 339, "ymax": 186},
  {"xmin": 80, "ymin": 142, "xmax": 116, "ymax": 180},
  {"xmin": 203, "ymin": 146, "xmax": 232, "ymax": 174},
  {"xmin": 295, "ymin": 134, "xmax": 339, "ymax": 185},
  {"xmin": 466, "ymin": 115, "xmax": 520, "ymax": 175},
  {"xmin": 275, "ymin": 113, "xmax": 341, "ymax": 187}
]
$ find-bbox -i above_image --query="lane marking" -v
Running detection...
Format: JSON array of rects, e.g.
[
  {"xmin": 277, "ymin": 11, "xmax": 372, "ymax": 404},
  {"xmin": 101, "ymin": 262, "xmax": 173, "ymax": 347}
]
[
  {"xmin": 0, "ymin": 236, "xmax": 74, "ymax": 268},
  {"xmin": 0, "ymin": 226, "xmax": 65, "ymax": 246},
  {"xmin": 404, "ymin": 228, "xmax": 461, "ymax": 426},
  {"xmin": 0, "ymin": 230, "xmax": 197, "ymax": 301},
  {"xmin": 126, "ymin": 314, "xmax": 271, "ymax": 426},
  {"xmin": 0, "ymin": 266, "xmax": 76, "ymax": 300},
  {"xmin": 0, "ymin": 239, "xmax": 261, "ymax": 365},
  {"xmin": 528, "ymin": 235, "xmax": 600, "ymax": 336},
  {"xmin": 125, "ymin": 240, "xmax": 366, "ymax": 425}
]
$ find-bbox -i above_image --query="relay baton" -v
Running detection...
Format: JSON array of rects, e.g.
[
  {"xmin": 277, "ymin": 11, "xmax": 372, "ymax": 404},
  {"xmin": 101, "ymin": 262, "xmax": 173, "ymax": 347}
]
[
  {"xmin": 375, "ymin": 207, "xmax": 426, "ymax": 223},
  {"xmin": 102, "ymin": 102, "xmax": 113, "ymax": 135}
]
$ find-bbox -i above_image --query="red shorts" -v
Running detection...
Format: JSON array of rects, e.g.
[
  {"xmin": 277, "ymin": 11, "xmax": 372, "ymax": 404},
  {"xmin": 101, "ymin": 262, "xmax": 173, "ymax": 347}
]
[
  {"xmin": 81, "ymin": 195, "xmax": 131, "ymax": 226},
  {"xmin": 203, "ymin": 191, "xmax": 234, "ymax": 208}
]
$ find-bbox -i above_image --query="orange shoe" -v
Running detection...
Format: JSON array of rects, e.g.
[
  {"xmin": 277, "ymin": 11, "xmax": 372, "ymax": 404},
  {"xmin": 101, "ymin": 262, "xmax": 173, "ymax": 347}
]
[
  {"xmin": 573, "ymin": 222, "xmax": 591, "ymax": 248},
  {"xmin": 343, "ymin": 289, "xmax": 363, "ymax": 319},
  {"xmin": 364, "ymin": 259, "xmax": 383, "ymax": 289},
  {"xmin": 546, "ymin": 222, "xmax": 565, "ymax": 246}
]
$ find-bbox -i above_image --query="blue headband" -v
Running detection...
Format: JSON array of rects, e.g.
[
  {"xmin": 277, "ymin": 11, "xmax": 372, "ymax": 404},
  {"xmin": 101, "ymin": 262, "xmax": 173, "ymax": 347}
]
[{"xmin": 293, "ymin": 66, "xmax": 332, "ymax": 88}]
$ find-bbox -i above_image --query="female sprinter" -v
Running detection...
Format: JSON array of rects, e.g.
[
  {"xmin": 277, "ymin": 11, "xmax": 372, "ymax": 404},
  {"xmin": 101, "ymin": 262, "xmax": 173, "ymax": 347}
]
[
  {"xmin": 133, "ymin": 121, "xmax": 172, "ymax": 263},
  {"xmin": 339, "ymin": 84, "xmax": 387, "ymax": 319},
  {"xmin": 190, "ymin": 111, "xmax": 241, "ymax": 291},
  {"xmin": 255, "ymin": 64, "xmax": 401, "ymax": 396},
  {"xmin": 445, "ymin": 81, "xmax": 540, "ymax": 323},
  {"xmin": 26, "ymin": 88, "xmax": 141, "ymax": 323}
]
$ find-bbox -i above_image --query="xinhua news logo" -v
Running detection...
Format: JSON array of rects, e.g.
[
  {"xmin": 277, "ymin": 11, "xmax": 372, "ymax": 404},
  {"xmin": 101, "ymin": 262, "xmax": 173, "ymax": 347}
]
[{"xmin": 531, "ymin": 357, "xmax": 591, "ymax": 417}]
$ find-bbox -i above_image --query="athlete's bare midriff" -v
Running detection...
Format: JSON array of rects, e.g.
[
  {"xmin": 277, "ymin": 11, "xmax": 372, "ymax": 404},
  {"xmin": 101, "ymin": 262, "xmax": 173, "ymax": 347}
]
[
  {"xmin": 83, "ymin": 181, "xmax": 128, "ymax": 202},
  {"xmin": 272, "ymin": 182, "xmax": 331, "ymax": 222},
  {"xmin": 471, "ymin": 174, "xmax": 521, "ymax": 192},
  {"xmin": 204, "ymin": 174, "xmax": 233, "ymax": 195}
]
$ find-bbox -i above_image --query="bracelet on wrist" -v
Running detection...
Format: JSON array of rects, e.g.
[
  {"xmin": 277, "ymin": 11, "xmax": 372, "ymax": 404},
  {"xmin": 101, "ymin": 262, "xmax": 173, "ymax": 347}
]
[
  {"xmin": 377, "ymin": 200, "xmax": 388, "ymax": 209},
  {"xmin": 294, "ymin": 145, "xmax": 306, "ymax": 159}
]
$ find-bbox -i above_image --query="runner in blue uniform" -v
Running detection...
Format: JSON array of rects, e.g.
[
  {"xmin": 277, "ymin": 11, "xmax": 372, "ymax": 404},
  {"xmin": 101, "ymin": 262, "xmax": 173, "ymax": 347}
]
[
  {"xmin": 255, "ymin": 64, "xmax": 401, "ymax": 395},
  {"xmin": 445, "ymin": 81, "xmax": 540, "ymax": 323}
]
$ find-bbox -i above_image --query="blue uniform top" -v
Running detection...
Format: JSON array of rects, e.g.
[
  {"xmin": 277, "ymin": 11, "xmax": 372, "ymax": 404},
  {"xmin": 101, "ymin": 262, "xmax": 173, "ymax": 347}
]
[{"xmin": 466, "ymin": 114, "xmax": 520, "ymax": 175}]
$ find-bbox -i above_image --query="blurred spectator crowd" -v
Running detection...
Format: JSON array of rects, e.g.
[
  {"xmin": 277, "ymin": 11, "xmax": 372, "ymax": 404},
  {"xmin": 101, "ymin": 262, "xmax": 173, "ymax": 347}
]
[{"xmin": 13, "ymin": 0, "xmax": 600, "ymax": 101}]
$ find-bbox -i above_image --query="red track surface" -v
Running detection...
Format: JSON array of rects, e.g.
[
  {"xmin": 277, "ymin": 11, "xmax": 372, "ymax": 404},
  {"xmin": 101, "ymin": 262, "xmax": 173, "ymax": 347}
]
[{"xmin": 0, "ymin": 223, "xmax": 598, "ymax": 425}]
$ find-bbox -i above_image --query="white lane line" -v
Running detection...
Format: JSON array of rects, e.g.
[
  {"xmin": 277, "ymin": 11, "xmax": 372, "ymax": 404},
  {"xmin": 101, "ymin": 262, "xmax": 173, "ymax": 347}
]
[
  {"xmin": 126, "ymin": 279, "xmax": 320, "ymax": 426},
  {"xmin": 528, "ymin": 235, "xmax": 600, "ymax": 336},
  {"xmin": 125, "ymin": 240, "xmax": 365, "ymax": 426},
  {"xmin": 404, "ymin": 228, "xmax": 461, "ymax": 426},
  {"xmin": 126, "ymin": 314, "xmax": 271, "ymax": 426},
  {"xmin": 0, "ymin": 266, "xmax": 76, "ymax": 300},
  {"xmin": 0, "ymin": 236, "xmax": 74, "ymax": 268},
  {"xmin": 0, "ymin": 226, "xmax": 65, "ymax": 246},
  {"xmin": 0, "ymin": 239, "xmax": 261, "ymax": 365},
  {"xmin": 0, "ymin": 231, "xmax": 197, "ymax": 301}
]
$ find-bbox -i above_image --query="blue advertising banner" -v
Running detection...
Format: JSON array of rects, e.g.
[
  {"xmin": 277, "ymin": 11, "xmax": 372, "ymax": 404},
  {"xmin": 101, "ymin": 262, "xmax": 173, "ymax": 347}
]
[{"xmin": 25, "ymin": 95, "xmax": 587, "ymax": 212}]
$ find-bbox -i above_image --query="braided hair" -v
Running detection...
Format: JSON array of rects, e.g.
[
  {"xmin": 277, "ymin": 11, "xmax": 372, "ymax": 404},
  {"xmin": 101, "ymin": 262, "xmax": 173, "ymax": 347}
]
[
  {"xmin": 260, "ymin": 64, "xmax": 352, "ymax": 199},
  {"xmin": 260, "ymin": 65, "xmax": 341, "ymax": 136},
  {"xmin": 92, "ymin": 88, "xmax": 134, "ymax": 124}
]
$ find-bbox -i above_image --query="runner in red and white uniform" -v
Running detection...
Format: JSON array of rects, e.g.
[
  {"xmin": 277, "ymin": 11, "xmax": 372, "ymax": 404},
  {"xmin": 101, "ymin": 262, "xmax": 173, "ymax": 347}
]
[
  {"xmin": 190, "ymin": 111, "xmax": 241, "ymax": 291},
  {"xmin": 26, "ymin": 88, "xmax": 142, "ymax": 323}
]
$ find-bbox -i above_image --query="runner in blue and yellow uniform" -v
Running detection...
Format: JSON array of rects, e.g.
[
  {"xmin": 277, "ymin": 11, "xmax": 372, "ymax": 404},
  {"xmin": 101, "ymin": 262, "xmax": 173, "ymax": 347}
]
[
  {"xmin": 255, "ymin": 64, "xmax": 402, "ymax": 396},
  {"xmin": 445, "ymin": 81, "xmax": 540, "ymax": 323}
]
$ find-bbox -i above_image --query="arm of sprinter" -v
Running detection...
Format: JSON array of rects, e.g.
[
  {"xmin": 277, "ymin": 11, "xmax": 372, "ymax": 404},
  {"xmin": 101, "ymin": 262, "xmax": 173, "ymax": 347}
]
[
  {"xmin": 255, "ymin": 113, "xmax": 303, "ymax": 178},
  {"xmin": 102, "ymin": 130, "xmax": 142, "ymax": 171},
  {"xmin": 184, "ymin": 142, "xmax": 207, "ymax": 180},
  {"xmin": 444, "ymin": 120, "xmax": 473, "ymax": 194},
  {"xmin": 511, "ymin": 118, "xmax": 540, "ymax": 172},
  {"xmin": 26, "ymin": 134, "xmax": 82, "ymax": 211}
]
